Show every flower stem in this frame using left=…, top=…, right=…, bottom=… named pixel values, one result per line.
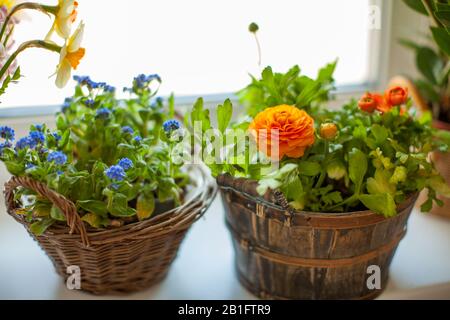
left=315, top=140, right=329, bottom=189
left=254, top=33, right=262, bottom=67
left=0, top=2, right=52, bottom=42
left=0, top=40, right=60, bottom=81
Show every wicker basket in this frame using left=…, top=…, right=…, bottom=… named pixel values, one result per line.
left=4, top=164, right=217, bottom=295
left=389, top=76, right=450, bottom=218
left=218, top=174, right=418, bottom=300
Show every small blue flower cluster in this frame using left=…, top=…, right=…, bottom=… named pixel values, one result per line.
left=96, top=108, right=112, bottom=120
left=52, top=132, right=62, bottom=142
left=122, top=126, right=134, bottom=135
left=15, top=129, right=46, bottom=151
left=47, top=151, right=67, bottom=165
left=151, top=97, right=164, bottom=108
left=16, top=137, right=36, bottom=150
left=25, top=163, right=36, bottom=170
left=73, top=76, right=116, bottom=93
left=0, top=141, right=12, bottom=155
left=34, top=124, right=44, bottom=132
left=118, top=158, right=133, bottom=171
left=134, top=135, right=142, bottom=143
left=29, top=131, right=45, bottom=144
left=0, top=126, right=15, bottom=141
left=105, top=165, right=126, bottom=181
left=124, top=74, right=161, bottom=93
left=62, top=97, right=73, bottom=113
left=163, top=119, right=181, bottom=133
left=84, top=99, right=95, bottom=108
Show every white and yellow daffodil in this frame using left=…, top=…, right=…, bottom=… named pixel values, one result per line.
left=46, top=0, right=78, bottom=40
left=0, top=0, right=16, bottom=10
left=55, top=21, right=85, bottom=88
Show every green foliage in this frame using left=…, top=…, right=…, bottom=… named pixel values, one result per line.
left=401, top=0, right=450, bottom=122
left=189, top=62, right=450, bottom=217
left=0, top=67, right=21, bottom=97
left=237, top=61, right=337, bottom=117
left=0, top=75, right=188, bottom=234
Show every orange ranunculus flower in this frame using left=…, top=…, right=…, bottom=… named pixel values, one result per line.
left=249, top=105, right=315, bottom=160
left=384, top=86, right=408, bottom=106
left=358, top=92, right=383, bottom=113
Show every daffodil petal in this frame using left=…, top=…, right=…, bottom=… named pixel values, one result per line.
left=68, top=21, right=84, bottom=52
left=55, top=60, right=72, bottom=88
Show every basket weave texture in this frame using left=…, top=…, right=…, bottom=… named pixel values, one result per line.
left=4, top=165, right=216, bottom=295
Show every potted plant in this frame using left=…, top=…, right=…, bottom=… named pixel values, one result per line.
left=398, top=0, right=450, bottom=217
left=1, top=2, right=216, bottom=294
left=186, top=60, right=450, bottom=299
left=1, top=73, right=216, bottom=294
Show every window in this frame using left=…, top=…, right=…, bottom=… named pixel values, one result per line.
left=1, top=0, right=383, bottom=108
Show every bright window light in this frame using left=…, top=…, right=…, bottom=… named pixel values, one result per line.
left=1, top=0, right=372, bottom=107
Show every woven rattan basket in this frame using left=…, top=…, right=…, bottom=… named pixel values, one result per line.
left=4, top=164, right=216, bottom=295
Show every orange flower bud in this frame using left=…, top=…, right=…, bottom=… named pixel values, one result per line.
left=384, top=86, right=408, bottom=106
left=358, top=92, right=382, bottom=113
left=320, top=123, right=338, bottom=140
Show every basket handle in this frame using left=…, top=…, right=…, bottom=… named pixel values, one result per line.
left=388, top=76, right=429, bottom=115
left=4, top=176, right=90, bottom=246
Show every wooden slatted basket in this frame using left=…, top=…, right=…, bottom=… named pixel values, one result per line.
left=4, top=164, right=217, bottom=295
left=218, top=174, right=418, bottom=300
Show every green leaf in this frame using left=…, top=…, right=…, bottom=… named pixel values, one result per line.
left=428, top=176, right=450, bottom=197
left=33, top=202, right=51, bottom=218
left=168, top=93, right=175, bottom=119
left=137, top=193, right=155, bottom=221
left=317, top=60, right=337, bottom=83
left=81, top=213, right=109, bottom=229
left=77, top=200, right=108, bottom=216
left=50, top=205, right=66, bottom=222
left=431, top=27, right=450, bottom=56
left=108, top=193, right=137, bottom=217
left=217, top=99, right=233, bottom=133
left=296, top=81, right=321, bottom=107
left=256, top=178, right=282, bottom=195
left=297, top=161, right=321, bottom=176
left=327, top=160, right=347, bottom=180
left=402, top=0, right=428, bottom=15
left=416, top=47, right=443, bottom=84
left=415, top=79, right=441, bottom=102
left=371, top=124, right=389, bottom=144
left=435, top=10, right=450, bottom=27
left=360, top=193, right=397, bottom=218
left=4, top=161, right=24, bottom=176
left=30, top=218, right=55, bottom=236
left=420, top=197, right=433, bottom=212
left=367, top=170, right=396, bottom=196
left=190, top=98, right=211, bottom=131
left=399, top=38, right=422, bottom=51
left=348, top=148, right=368, bottom=194
left=390, top=166, right=408, bottom=185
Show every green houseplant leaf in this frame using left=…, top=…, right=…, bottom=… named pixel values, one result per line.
left=360, top=193, right=397, bottom=218
left=402, top=0, right=429, bottom=15
left=431, top=27, right=450, bottom=56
